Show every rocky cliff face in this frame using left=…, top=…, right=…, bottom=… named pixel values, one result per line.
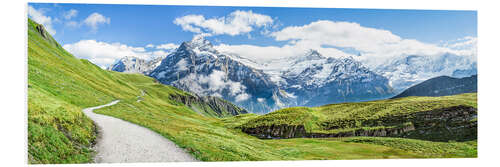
left=33, top=23, right=60, bottom=48
left=242, top=105, right=477, bottom=141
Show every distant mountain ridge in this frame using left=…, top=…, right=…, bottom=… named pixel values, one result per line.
left=144, top=37, right=393, bottom=113
left=107, top=36, right=477, bottom=113
left=392, top=75, right=477, bottom=99
left=375, top=54, right=477, bottom=92
left=108, top=56, right=164, bottom=74
left=149, top=36, right=288, bottom=113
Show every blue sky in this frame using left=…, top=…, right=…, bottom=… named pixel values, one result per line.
left=27, top=3, right=477, bottom=68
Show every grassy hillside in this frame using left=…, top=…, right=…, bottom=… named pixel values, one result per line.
left=27, top=18, right=477, bottom=164
left=240, top=93, right=476, bottom=131
left=238, top=93, right=476, bottom=141
left=27, top=18, right=239, bottom=163
left=344, top=137, right=477, bottom=158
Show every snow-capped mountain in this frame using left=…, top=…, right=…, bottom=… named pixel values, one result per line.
left=149, top=37, right=394, bottom=113
left=107, top=36, right=476, bottom=113
left=108, top=56, right=164, bottom=74
left=279, top=50, right=394, bottom=106
left=149, top=36, right=288, bottom=113
left=225, top=49, right=394, bottom=107
left=374, top=53, right=477, bottom=92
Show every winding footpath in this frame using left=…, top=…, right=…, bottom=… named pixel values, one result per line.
left=83, top=100, right=198, bottom=163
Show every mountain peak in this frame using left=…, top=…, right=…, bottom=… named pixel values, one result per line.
left=108, top=55, right=163, bottom=74
left=305, top=49, right=324, bottom=59
left=121, top=56, right=139, bottom=61
left=177, top=35, right=216, bottom=54
left=189, top=35, right=213, bottom=49
left=190, top=35, right=209, bottom=44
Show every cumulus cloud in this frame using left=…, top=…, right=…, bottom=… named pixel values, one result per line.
left=152, top=50, right=171, bottom=57
left=63, top=40, right=164, bottom=68
left=179, top=70, right=250, bottom=102
left=440, top=36, right=477, bottom=57
left=174, top=10, right=273, bottom=36
left=200, top=70, right=229, bottom=91
left=216, top=43, right=353, bottom=64
left=175, top=59, right=188, bottom=71
left=145, top=44, right=155, bottom=48
left=83, top=12, right=110, bottom=31
left=235, top=93, right=251, bottom=102
left=267, top=20, right=477, bottom=67
left=28, top=5, right=56, bottom=35
left=257, top=98, right=265, bottom=102
left=156, top=43, right=179, bottom=50
left=63, top=9, right=78, bottom=20
left=215, top=20, right=476, bottom=70
left=272, top=20, right=401, bottom=53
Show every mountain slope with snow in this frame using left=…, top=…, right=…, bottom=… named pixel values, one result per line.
left=108, top=37, right=476, bottom=113
left=149, top=37, right=394, bottom=113
left=150, top=36, right=288, bottom=113
left=280, top=51, right=394, bottom=106
left=374, top=53, right=477, bottom=92
left=108, top=56, right=164, bottom=74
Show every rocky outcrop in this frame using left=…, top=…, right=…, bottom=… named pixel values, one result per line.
left=170, top=94, right=248, bottom=117
left=241, top=105, right=477, bottom=141
left=33, top=23, right=60, bottom=48
left=242, top=124, right=307, bottom=139
left=242, top=123, right=416, bottom=139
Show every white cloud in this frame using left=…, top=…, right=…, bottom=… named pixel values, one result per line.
left=235, top=93, right=250, bottom=102
left=200, top=70, right=228, bottom=91
left=175, top=59, right=188, bottom=71
left=259, top=20, right=475, bottom=67
left=83, top=12, right=110, bottom=31
left=179, top=70, right=251, bottom=102
left=28, top=5, right=56, bottom=35
left=146, top=44, right=155, bottom=48
left=257, top=98, right=265, bottom=102
left=63, top=40, right=156, bottom=68
left=152, top=50, right=170, bottom=57
left=215, top=20, right=477, bottom=90
left=440, top=36, right=477, bottom=57
left=65, top=21, right=79, bottom=28
left=156, top=43, right=179, bottom=50
left=63, top=9, right=78, bottom=20
left=174, top=10, right=273, bottom=36
left=272, top=20, right=401, bottom=53
left=216, top=43, right=353, bottom=64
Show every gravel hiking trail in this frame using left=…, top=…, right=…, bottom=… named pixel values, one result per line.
left=83, top=100, right=198, bottom=163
